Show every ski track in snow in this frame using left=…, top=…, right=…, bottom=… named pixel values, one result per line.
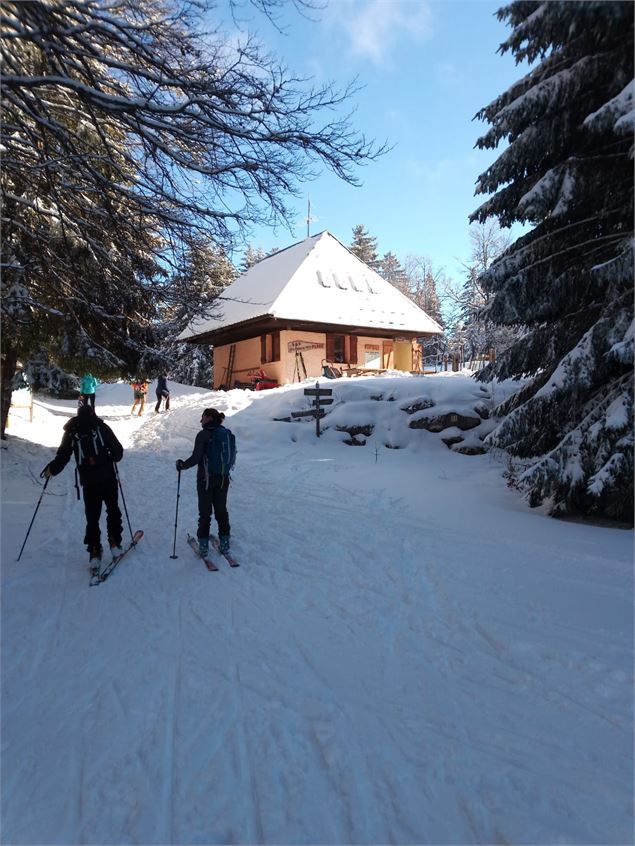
left=1, top=382, right=633, bottom=845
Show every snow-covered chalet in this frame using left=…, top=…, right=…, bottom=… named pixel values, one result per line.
left=179, top=231, right=443, bottom=389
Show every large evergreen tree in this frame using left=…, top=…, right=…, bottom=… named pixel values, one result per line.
left=349, top=225, right=381, bottom=270
left=378, top=251, right=409, bottom=291
left=400, top=255, right=446, bottom=363
left=158, top=240, right=237, bottom=388
left=402, top=256, right=445, bottom=328
left=472, top=1, right=633, bottom=523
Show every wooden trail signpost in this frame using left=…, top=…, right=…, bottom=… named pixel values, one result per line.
left=291, top=382, right=333, bottom=437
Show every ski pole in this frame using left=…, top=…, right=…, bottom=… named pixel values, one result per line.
left=17, top=476, right=49, bottom=561
left=170, top=469, right=181, bottom=559
left=114, top=463, right=134, bottom=542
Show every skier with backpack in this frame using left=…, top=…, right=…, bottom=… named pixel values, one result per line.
left=175, top=408, right=236, bottom=555
left=130, top=380, right=148, bottom=416
left=41, top=404, right=124, bottom=574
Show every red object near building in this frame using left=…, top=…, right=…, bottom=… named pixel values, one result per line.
left=254, top=379, right=278, bottom=390
left=252, top=369, right=278, bottom=390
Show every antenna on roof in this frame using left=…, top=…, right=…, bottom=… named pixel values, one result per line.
left=306, top=195, right=318, bottom=237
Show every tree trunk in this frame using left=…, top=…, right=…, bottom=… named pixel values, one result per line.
left=1, top=344, right=18, bottom=439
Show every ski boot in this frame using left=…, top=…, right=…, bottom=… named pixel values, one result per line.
left=88, top=545, right=102, bottom=577
left=109, top=539, right=124, bottom=559
left=219, top=534, right=230, bottom=554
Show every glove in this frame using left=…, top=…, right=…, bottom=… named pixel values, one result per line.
left=40, top=465, right=52, bottom=480
left=175, top=459, right=184, bottom=471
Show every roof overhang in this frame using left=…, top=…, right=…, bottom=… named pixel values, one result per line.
left=182, top=316, right=440, bottom=348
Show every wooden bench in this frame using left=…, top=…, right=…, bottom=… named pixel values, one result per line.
left=343, top=367, right=387, bottom=377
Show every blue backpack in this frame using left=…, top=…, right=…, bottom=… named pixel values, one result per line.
left=205, top=425, right=236, bottom=478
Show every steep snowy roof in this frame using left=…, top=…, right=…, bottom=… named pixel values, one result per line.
left=179, top=231, right=443, bottom=341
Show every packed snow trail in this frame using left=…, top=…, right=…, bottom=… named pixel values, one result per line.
left=1, top=379, right=632, bottom=845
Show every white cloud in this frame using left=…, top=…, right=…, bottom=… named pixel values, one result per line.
left=328, top=0, right=434, bottom=65
left=436, top=60, right=464, bottom=89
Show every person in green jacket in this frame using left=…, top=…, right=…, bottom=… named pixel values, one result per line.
left=80, top=373, right=98, bottom=409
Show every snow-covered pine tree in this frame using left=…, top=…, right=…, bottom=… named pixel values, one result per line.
left=402, top=256, right=445, bottom=328
left=349, top=225, right=381, bottom=270
left=23, top=351, right=79, bottom=398
left=379, top=251, right=409, bottom=292
left=158, top=238, right=236, bottom=387
left=421, top=271, right=444, bottom=329
left=395, top=255, right=446, bottom=365
left=168, top=344, right=214, bottom=390
left=240, top=245, right=267, bottom=273
left=472, top=1, right=633, bottom=524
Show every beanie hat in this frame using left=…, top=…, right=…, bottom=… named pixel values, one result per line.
left=77, top=404, right=94, bottom=419
left=76, top=404, right=97, bottom=430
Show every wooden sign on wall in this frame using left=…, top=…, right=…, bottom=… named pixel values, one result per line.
left=287, top=340, right=325, bottom=352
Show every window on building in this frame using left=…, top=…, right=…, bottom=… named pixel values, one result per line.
left=365, top=345, right=381, bottom=368
left=333, top=334, right=345, bottom=363
left=260, top=330, right=280, bottom=364
left=326, top=333, right=358, bottom=365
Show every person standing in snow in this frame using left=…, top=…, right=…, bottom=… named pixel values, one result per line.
left=175, top=408, right=236, bottom=555
left=130, top=380, right=148, bottom=416
left=80, top=372, right=98, bottom=409
left=154, top=375, right=170, bottom=413
left=41, top=405, right=124, bottom=574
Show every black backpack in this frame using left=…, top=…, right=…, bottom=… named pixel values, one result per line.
left=72, top=423, right=111, bottom=472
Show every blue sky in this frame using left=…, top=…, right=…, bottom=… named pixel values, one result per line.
left=228, top=0, right=527, bottom=281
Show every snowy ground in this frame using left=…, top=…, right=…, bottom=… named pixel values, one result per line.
left=1, top=374, right=633, bottom=845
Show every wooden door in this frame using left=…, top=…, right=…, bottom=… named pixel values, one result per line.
left=382, top=341, right=393, bottom=369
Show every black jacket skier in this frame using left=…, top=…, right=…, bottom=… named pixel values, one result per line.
left=155, top=374, right=170, bottom=413
left=42, top=405, right=124, bottom=564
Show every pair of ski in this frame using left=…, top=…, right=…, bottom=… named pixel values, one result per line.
left=89, top=530, right=144, bottom=586
left=187, top=533, right=239, bottom=570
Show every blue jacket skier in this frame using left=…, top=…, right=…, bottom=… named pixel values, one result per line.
left=80, top=373, right=98, bottom=409
left=175, top=408, right=235, bottom=555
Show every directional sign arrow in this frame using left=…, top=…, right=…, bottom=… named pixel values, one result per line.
left=291, top=409, right=326, bottom=419
left=304, top=388, right=333, bottom=397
